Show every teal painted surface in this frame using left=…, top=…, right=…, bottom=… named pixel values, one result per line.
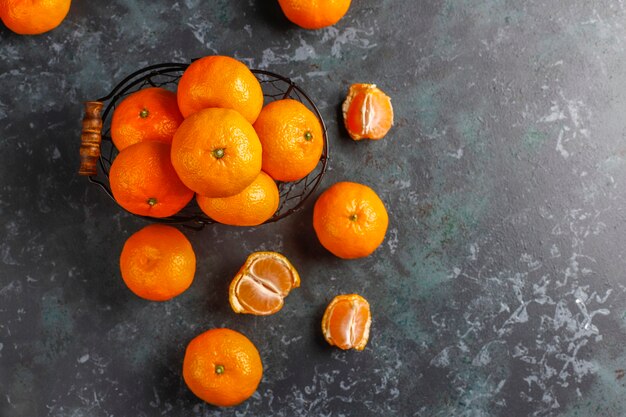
left=2, top=0, right=626, bottom=416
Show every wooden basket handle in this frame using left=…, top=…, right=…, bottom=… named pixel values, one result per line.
left=79, top=101, right=104, bottom=176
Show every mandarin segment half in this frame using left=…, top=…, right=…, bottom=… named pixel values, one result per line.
left=342, top=83, right=394, bottom=141
left=321, top=294, right=371, bottom=351
left=229, top=252, right=300, bottom=315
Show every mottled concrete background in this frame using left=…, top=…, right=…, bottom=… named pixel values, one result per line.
left=2, top=0, right=626, bottom=416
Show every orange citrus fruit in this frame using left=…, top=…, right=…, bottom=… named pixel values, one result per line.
left=177, top=55, right=264, bottom=124
left=171, top=107, right=262, bottom=198
left=110, top=87, right=183, bottom=151
left=0, top=0, right=71, bottom=35
left=322, top=294, right=371, bottom=351
left=183, top=328, right=263, bottom=407
left=196, top=171, right=279, bottom=226
left=313, top=181, right=389, bottom=259
left=229, top=252, right=300, bottom=315
left=253, top=99, right=324, bottom=182
left=277, top=0, right=351, bottom=30
left=119, top=224, right=196, bottom=301
left=109, top=141, right=194, bottom=218
left=342, top=83, right=394, bottom=141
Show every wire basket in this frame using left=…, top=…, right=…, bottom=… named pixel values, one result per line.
left=79, top=62, right=329, bottom=229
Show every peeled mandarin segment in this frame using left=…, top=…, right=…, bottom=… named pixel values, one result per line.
left=229, top=252, right=300, bottom=315
left=249, top=257, right=298, bottom=295
left=234, top=274, right=285, bottom=315
left=322, top=294, right=371, bottom=351
left=342, top=84, right=394, bottom=141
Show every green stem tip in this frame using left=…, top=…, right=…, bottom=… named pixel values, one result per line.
left=304, top=131, right=313, bottom=141
left=349, top=213, right=358, bottom=222
left=212, top=148, right=225, bottom=159
left=139, top=109, right=149, bottom=118
left=147, top=198, right=157, bottom=207
left=215, top=364, right=225, bottom=375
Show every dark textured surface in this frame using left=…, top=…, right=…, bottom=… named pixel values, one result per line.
left=2, top=1, right=626, bottom=416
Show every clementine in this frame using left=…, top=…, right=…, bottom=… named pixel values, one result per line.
left=253, top=99, right=324, bottom=182
left=183, top=328, right=263, bottom=407
left=177, top=55, right=264, bottom=124
left=171, top=107, right=262, bottom=198
left=109, top=141, right=194, bottom=218
left=313, top=181, right=389, bottom=259
left=322, top=294, right=371, bottom=351
left=0, top=0, right=71, bottom=35
left=120, top=224, right=196, bottom=301
left=196, top=171, right=279, bottom=226
left=229, top=251, right=300, bottom=315
left=110, top=87, right=183, bottom=151
left=277, top=0, right=351, bottom=30
left=342, top=83, right=394, bottom=141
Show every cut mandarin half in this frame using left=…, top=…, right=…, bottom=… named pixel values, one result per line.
left=342, top=83, right=394, bottom=141
left=229, top=252, right=300, bottom=315
left=321, top=294, right=371, bottom=351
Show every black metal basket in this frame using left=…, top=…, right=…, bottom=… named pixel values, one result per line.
left=79, top=62, right=329, bottom=229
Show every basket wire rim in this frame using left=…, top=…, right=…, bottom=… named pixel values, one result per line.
left=88, top=62, right=329, bottom=229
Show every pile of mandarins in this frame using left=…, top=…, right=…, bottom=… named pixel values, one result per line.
left=112, top=53, right=394, bottom=409
left=109, top=55, right=325, bottom=227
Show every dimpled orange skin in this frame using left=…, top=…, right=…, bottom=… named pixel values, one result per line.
left=171, top=108, right=263, bottom=198
left=120, top=225, right=196, bottom=301
left=110, top=87, right=184, bottom=151
left=196, top=171, right=279, bottom=226
left=0, top=0, right=71, bottom=35
left=183, top=328, right=263, bottom=407
left=342, top=83, right=394, bottom=141
left=177, top=56, right=264, bottom=124
left=253, top=99, right=324, bottom=182
left=313, top=182, right=389, bottom=259
left=277, top=0, right=351, bottom=30
left=109, top=142, right=194, bottom=218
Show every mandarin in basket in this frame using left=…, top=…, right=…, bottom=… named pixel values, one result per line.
left=277, top=0, right=351, bottom=30
left=110, top=87, right=183, bottom=151
left=313, top=181, right=389, bottom=259
left=197, top=171, right=279, bottom=227
left=253, top=99, right=324, bottom=182
left=120, top=224, right=196, bottom=301
left=322, top=294, right=371, bottom=351
left=171, top=108, right=262, bottom=198
left=342, top=83, right=394, bottom=141
left=183, top=328, right=263, bottom=407
left=109, top=141, right=194, bottom=218
left=229, top=252, right=300, bottom=315
left=0, top=0, right=71, bottom=35
left=177, top=55, right=264, bottom=124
